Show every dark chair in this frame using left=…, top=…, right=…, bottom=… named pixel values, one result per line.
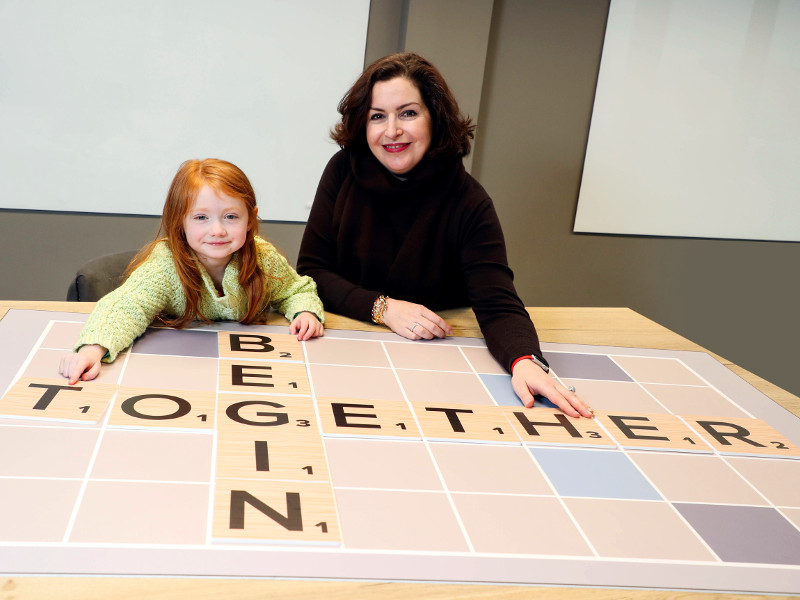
left=66, top=250, right=138, bottom=301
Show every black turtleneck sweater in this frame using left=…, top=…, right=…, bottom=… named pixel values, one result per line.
left=297, top=149, right=544, bottom=372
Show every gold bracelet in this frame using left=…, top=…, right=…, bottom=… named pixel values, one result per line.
left=371, top=295, right=389, bottom=325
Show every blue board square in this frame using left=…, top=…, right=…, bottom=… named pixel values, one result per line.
left=530, top=447, right=661, bottom=500
left=479, top=374, right=558, bottom=409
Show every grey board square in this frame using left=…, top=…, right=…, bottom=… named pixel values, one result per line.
left=545, top=352, right=633, bottom=382
left=674, top=503, right=800, bottom=565
left=131, top=328, right=219, bottom=358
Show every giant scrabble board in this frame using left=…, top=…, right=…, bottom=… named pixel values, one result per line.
left=1, top=308, right=799, bottom=595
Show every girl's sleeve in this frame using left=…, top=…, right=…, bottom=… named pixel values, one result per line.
left=260, top=242, right=325, bottom=324
left=74, top=252, right=174, bottom=362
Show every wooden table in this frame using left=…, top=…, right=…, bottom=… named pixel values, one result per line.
left=1, top=301, right=798, bottom=600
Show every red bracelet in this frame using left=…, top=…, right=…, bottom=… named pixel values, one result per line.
left=511, top=354, right=549, bottom=373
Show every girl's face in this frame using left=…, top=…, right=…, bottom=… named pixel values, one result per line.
left=366, top=76, right=432, bottom=175
left=182, top=185, right=251, bottom=269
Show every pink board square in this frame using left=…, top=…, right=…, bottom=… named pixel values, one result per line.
left=612, top=356, right=705, bottom=386
left=0, top=425, right=98, bottom=477
left=631, top=452, right=768, bottom=505
left=304, top=338, right=389, bottom=367
left=91, top=430, right=213, bottom=482
left=335, top=488, right=468, bottom=552
left=325, top=438, right=442, bottom=490
left=452, top=494, right=593, bottom=555
left=384, top=342, right=471, bottom=372
left=397, top=370, right=494, bottom=405
left=565, top=498, right=716, bottom=560
left=69, top=481, right=209, bottom=544
left=40, top=321, right=87, bottom=350
left=24, top=348, right=124, bottom=384
left=461, top=346, right=506, bottom=375
left=0, top=479, right=82, bottom=542
left=121, top=354, right=218, bottom=391
left=430, top=442, right=551, bottom=494
left=643, top=383, right=750, bottom=417
left=309, top=364, right=404, bottom=402
left=727, top=457, right=800, bottom=508
left=559, top=379, right=668, bottom=413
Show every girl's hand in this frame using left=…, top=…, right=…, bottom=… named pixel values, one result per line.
left=511, top=358, right=594, bottom=418
left=59, top=344, right=107, bottom=385
left=382, top=298, right=453, bottom=340
left=290, top=312, right=324, bottom=341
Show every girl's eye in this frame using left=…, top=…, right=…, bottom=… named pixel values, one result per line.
left=194, top=215, right=207, bottom=221
left=225, top=214, right=239, bottom=220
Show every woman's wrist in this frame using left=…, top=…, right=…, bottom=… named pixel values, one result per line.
left=511, top=354, right=550, bottom=374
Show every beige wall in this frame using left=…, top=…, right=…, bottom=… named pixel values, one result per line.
left=404, top=0, right=494, bottom=173
left=2, top=0, right=798, bottom=398
left=475, top=0, right=800, bottom=398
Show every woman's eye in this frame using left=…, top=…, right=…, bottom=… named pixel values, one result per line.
left=369, top=113, right=385, bottom=121
left=400, top=110, right=418, bottom=118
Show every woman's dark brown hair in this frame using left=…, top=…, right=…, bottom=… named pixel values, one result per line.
left=331, top=52, right=474, bottom=158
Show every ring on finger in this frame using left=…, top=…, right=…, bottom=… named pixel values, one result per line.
left=410, top=322, right=421, bottom=333
left=568, top=386, right=576, bottom=393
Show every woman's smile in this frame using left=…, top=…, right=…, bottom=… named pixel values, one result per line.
left=383, top=142, right=411, bottom=152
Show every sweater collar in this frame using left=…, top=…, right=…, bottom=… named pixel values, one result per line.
left=350, top=149, right=462, bottom=199
left=193, top=251, right=241, bottom=299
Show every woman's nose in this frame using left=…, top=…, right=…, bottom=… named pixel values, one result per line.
left=385, top=116, right=402, bottom=139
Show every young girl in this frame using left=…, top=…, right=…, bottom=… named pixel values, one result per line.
left=60, top=158, right=324, bottom=385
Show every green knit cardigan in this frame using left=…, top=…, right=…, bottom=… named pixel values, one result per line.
left=75, top=236, right=324, bottom=361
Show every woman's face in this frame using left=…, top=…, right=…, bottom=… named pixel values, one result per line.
left=366, top=76, right=432, bottom=175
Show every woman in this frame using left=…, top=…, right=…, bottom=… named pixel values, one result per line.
left=298, top=53, right=591, bottom=418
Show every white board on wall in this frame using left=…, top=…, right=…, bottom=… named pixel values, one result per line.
left=574, top=0, right=800, bottom=242
left=0, top=0, right=369, bottom=221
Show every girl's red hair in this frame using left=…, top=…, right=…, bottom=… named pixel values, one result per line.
left=126, top=159, right=269, bottom=327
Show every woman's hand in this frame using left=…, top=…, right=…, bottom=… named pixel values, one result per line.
left=290, top=311, right=325, bottom=341
left=512, top=358, right=594, bottom=418
left=382, top=298, right=453, bottom=340
left=59, top=344, right=107, bottom=385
